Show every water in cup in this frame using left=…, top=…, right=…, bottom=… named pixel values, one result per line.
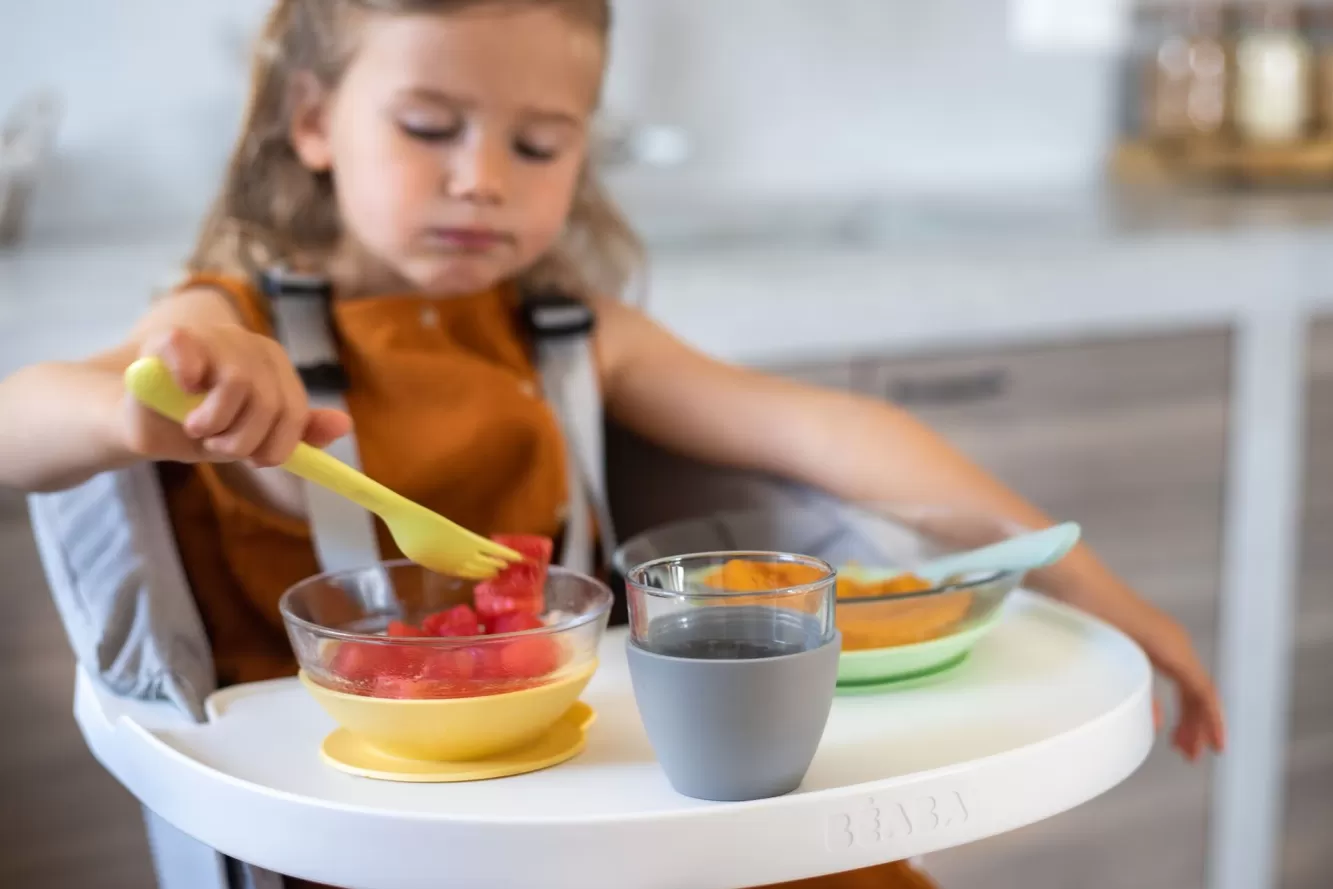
left=642, top=602, right=825, bottom=660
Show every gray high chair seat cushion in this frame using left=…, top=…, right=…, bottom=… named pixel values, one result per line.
left=604, top=420, right=828, bottom=541
left=28, top=463, right=217, bottom=723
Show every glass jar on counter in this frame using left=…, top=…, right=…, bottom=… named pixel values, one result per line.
left=1145, top=3, right=1194, bottom=142
left=1184, top=1, right=1231, bottom=143
left=1234, top=1, right=1315, bottom=145
left=1143, top=0, right=1231, bottom=145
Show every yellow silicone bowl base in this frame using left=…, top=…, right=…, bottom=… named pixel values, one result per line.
left=300, top=659, right=597, bottom=762
left=319, top=701, right=597, bottom=783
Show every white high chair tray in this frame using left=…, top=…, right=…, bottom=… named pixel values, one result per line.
left=75, top=592, right=1153, bottom=889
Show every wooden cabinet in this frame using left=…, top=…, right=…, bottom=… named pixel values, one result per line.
left=607, top=328, right=1232, bottom=889
left=875, top=330, right=1230, bottom=889
left=1281, top=319, right=1333, bottom=889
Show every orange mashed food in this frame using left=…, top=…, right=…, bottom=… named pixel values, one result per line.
left=702, top=559, right=973, bottom=651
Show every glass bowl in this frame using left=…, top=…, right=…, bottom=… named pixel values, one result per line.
left=614, top=503, right=1030, bottom=686
left=282, top=560, right=613, bottom=698
left=280, top=561, right=613, bottom=761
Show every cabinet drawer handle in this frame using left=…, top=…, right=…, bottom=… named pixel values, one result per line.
left=887, top=368, right=1009, bottom=406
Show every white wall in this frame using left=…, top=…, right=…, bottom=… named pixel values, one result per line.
left=1, top=0, right=1116, bottom=240
left=1, top=0, right=272, bottom=238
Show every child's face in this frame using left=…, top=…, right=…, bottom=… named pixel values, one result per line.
left=292, top=7, right=603, bottom=295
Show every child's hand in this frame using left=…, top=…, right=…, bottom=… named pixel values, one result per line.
left=1132, top=609, right=1226, bottom=762
left=123, top=326, right=351, bottom=467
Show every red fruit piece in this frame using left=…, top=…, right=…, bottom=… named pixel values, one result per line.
left=491, top=534, right=553, bottom=569
left=475, top=534, right=553, bottom=621
left=330, top=641, right=419, bottom=685
left=488, top=611, right=545, bottom=635
left=386, top=620, right=423, bottom=637
left=475, top=564, right=544, bottom=620
left=423, top=604, right=482, bottom=638
left=499, top=636, right=562, bottom=680
left=467, top=643, right=507, bottom=680
left=329, top=642, right=381, bottom=684
left=421, top=648, right=478, bottom=681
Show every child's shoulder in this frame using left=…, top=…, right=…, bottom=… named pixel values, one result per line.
left=584, top=293, right=700, bottom=382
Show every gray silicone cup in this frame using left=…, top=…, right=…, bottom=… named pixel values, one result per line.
left=626, top=605, right=842, bottom=802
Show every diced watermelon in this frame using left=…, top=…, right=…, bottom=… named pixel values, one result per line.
left=487, top=611, right=545, bottom=635
left=421, top=647, right=478, bottom=681
left=330, top=641, right=419, bottom=684
left=330, top=534, right=559, bottom=698
left=468, top=644, right=507, bottom=680
left=475, top=564, right=544, bottom=620
left=474, top=534, right=552, bottom=619
left=422, top=604, right=482, bottom=638
left=491, top=534, right=554, bottom=569
left=499, top=636, right=562, bottom=679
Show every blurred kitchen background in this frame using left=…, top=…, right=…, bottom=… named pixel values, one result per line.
left=2, top=1, right=1332, bottom=888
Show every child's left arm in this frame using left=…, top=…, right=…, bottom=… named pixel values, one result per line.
left=595, top=299, right=1225, bottom=761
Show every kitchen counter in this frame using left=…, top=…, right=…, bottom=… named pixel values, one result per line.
left=7, top=189, right=1333, bottom=371
left=627, top=188, right=1333, bottom=363
left=1, top=189, right=1327, bottom=889
left=630, top=187, right=1333, bottom=251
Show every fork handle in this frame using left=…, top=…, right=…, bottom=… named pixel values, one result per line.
left=282, top=442, right=407, bottom=517
left=123, top=357, right=403, bottom=519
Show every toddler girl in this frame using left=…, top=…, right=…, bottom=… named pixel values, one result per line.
left=0, top=1, right=1224, bottom=886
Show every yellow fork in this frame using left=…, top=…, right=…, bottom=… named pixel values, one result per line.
left=124, top=357, right=521, bottom=579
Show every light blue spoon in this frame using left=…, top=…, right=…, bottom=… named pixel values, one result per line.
left=906, top=521, right=1082, bottom=584
left=839, top=521, right=1083, bottom=587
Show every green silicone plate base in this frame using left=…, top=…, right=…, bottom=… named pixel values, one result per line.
left=835, top=652, right=970, bottom=696
left=836, top=610, right=1002, bottom=689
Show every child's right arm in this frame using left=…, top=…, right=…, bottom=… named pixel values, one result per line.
left=0, top=288, right=349, bottom=493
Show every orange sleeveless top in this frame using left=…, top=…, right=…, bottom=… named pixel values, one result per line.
left=160, top=275, right=569, bottom=687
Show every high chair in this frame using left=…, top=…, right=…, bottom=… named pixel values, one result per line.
left=28, top=271, right=1157, bottom=889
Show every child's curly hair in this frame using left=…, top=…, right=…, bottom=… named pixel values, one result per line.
left=190, top=0, right=640, bottom=299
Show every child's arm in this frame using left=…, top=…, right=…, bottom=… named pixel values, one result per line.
left=0, top=288, right=348, bottom=493
left=596, top=299, right=1225, bottom=760
left=0, top=347, right=146, bottom=491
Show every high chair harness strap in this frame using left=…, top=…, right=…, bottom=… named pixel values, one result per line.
left=520, top=291, right=616, bottom=575
left=263, top=269, right=381, bottom=575
left=264, top=271, right=614, bottom=576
